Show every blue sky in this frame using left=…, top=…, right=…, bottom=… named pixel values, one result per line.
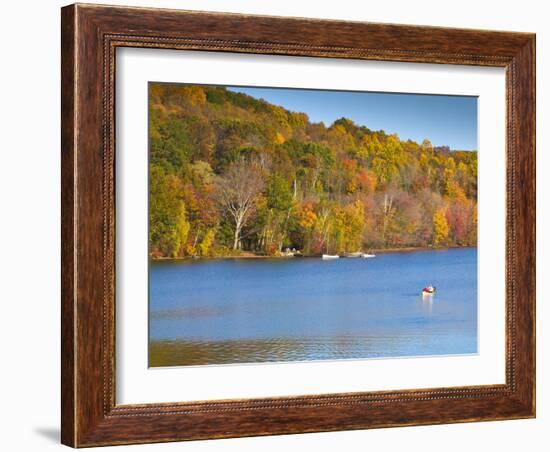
left=228, top=86, right=477, bottom=151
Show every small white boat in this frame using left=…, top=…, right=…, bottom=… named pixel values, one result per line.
left=361, top=253, right=376, bottom=258
left=322, top=254, right=340, bottom=260
left=422, top=286, right=437, bottom=296
left=344, top=252, right=362, bottom=258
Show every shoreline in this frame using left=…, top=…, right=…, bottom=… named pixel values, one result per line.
left=151, top=245, right=476, bottom=261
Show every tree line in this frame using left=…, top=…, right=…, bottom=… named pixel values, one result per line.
left=149, top=83, right=477, bottom=258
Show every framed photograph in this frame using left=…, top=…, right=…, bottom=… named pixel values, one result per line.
left=61, top=3, right=536, bottom=447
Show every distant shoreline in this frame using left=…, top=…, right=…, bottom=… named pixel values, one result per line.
left=150, top=245, right=476, bottom=261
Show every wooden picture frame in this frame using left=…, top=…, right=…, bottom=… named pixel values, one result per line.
left=61, top=3, right=535, bottom=447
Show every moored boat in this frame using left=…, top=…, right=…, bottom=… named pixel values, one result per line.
left=361, top=253, right=376, bottom=258
left=322, top=254, right=340, bottom=260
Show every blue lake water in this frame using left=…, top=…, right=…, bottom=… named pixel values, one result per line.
left=149, top=248, right=477, bottom=366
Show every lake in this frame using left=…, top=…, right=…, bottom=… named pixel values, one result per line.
left=149, top=248, right=477, bottom=367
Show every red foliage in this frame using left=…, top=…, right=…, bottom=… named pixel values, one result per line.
left=445, top=201, right=468, bottom=244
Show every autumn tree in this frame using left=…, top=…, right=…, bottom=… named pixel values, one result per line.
left=149, top=165, right=190, bottom=257
left=332, top=201, right=365, bottom=253
left=263, top=174, right=294, bottom=251
left=296, top=202, right=318, bottom=254
left=433, top=208, right=450, bottom=246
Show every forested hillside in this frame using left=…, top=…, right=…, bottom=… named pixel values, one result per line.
left=149, top=83, right=477, bottom=258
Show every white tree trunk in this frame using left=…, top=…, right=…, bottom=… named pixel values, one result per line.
left=233, top=217, right=243, bottom=250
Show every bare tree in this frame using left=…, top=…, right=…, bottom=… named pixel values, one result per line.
left=381, top=192, right=395, bottom=245
left=316, top=203, right=333, bottom=253
left=216, top=159, right=265, bottom=250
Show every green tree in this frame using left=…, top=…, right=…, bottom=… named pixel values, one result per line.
left=263, top=174, right=295, bottom=251
left=150, top=115, right=193, bottom=172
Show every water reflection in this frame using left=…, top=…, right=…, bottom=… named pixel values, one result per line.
left=151, top=335, right=418, bottom=367
left=420, top=294, right=434, bottom=316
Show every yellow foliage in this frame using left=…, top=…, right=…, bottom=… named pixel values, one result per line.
left=149, top=84, right=164, bottom=101
left=445, top=180, right=466, bottom=200
left=433, top=208, right=449, bottom=246
left=274, top=132, right=286, bottom=145
left=199, top=228, right=216, bottom=257
left=298, top=204, right=318, bottom=230
left=346, top=179, right=358, bottom=194
left=182, top=86, right=206, bottom=106
left=185, top=243, right=196, bottom=256
left=333, top=201, right=365, bottom=253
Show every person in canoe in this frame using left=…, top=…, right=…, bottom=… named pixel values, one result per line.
left=422, top=285, right=437, bottom=295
